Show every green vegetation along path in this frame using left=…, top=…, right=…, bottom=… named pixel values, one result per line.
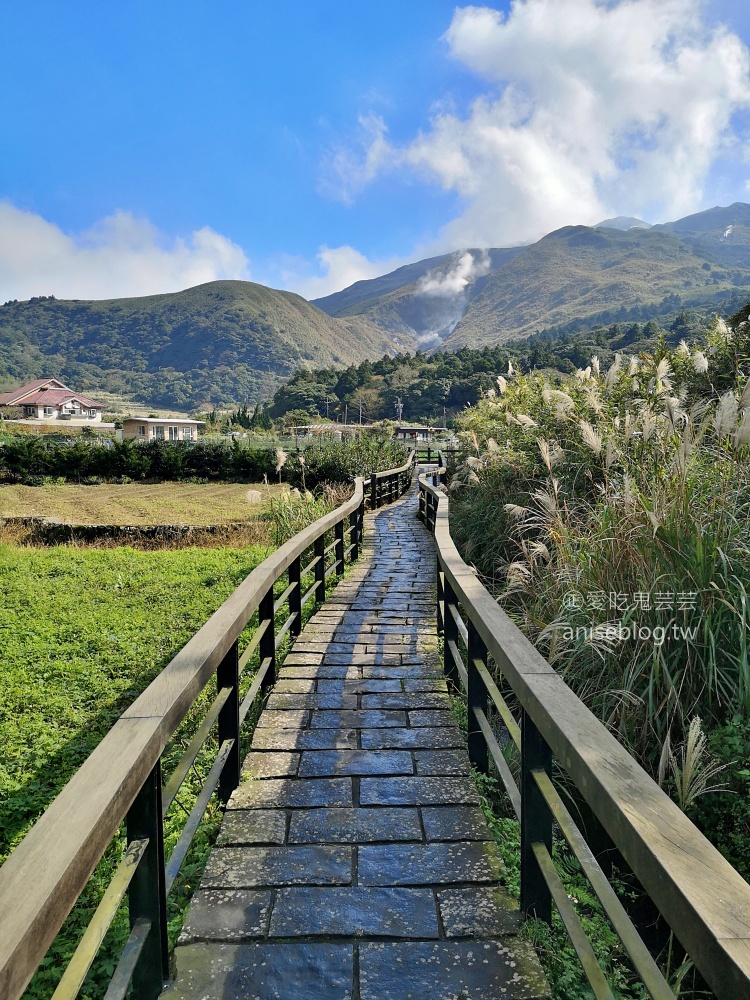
left=166, top=481, right=549, bottom=999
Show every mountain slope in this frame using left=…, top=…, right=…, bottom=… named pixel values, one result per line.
left=0, top=281, right=415, bottom=409
left=313, top=204, right=750, bottom=351
left=442, top=222, right=750, bottom=348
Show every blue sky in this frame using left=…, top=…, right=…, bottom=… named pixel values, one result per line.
left=2, top=1, right=750, bottom=301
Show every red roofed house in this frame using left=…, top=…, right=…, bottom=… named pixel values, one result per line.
left=0, top=378, right=104, bottom=422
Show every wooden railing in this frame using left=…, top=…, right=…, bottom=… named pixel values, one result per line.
left=419, top=468, right=750, bottom=1000
left=0, top=452, right=415, bottom=1000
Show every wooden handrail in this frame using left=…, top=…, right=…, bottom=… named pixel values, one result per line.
left=0, top=450, right=415, bottom=1000
left=419, top=471, right=750, bottom=1000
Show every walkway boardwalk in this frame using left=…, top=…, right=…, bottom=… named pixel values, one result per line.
left=167, top=484, right=550, bottom=999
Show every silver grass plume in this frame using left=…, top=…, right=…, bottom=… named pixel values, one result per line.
left=714, top=391, right=738, bottom=438
left=591, top=355, right=600, bottom=377
left=604, top=355, right=621, bottom=390
left=692, top=351, right=709, bottom=374
left=578, top=420, right=602, bottom=455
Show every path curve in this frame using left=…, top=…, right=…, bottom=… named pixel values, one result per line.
left=167, top=481, right=549, bottom=999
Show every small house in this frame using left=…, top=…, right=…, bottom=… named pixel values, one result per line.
left=121, top=417, right=204, bottom=442
left=0, top=378, right=104, bottom=421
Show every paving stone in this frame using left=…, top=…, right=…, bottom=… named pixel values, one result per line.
left=279, top=665, right=360, bottom=679
left=358, top=842, right=503, bottom=886
left=438, top=886, right=520, bottom=937
left=414, top=750, right=470, bottom=776
left=409, top=710, right=455, bottom=727
left=282, top=652, right=324, bottom=665
left=217, top=810, right=288, bottom=846
left=403, top=678, right=448, bottom=692
left=269, top=887, right=439, bottom=938
left=299, top=750, right=414, bottom=777
left=229, top=777, right=351, bottom=809
left=179, top=889, right=272, bottom=942
left=202, top=846, right=352, bottom=888
left=289, top=807, right=422, bottom=844
left=274, top=678, right=316, bottom=693
left=316, top=679, right=402, bottom=693
left=311, top=710, right=407, bottom=729
left=422, top=807, right=492, bottom=842
left=361, top=727, right=464, bottom=750
left=361, top=692, right=451, bottom=710
left=242, top=752, right=300, bottom=778
left=167, top=942, right=354, bottom=999
left=359, top=941, right=550, bottom=999
left=266, top=692, right=358, bottom=710
left=360, top=776, right=479, bottom=806
left=251, top=728, right=358, bottom=751
left=256, top=710, right=310, bottom=729
left=363, top=664, right=439, bottom=679
left=323, top=652, right=403, bottom=665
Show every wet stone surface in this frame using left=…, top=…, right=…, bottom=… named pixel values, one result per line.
left=359, top=941, right=551, bottom=999
left=422, top=806, right=493, bottom=842
left=167, top=942, right=354, bottom=999
left=179, top=889, right=271, bottom=942
left=166, top=483, right=548, bottom=998
left=289, top=807, right=422, bottom=844
left=217, top=810, right=287, bottom=846
left=361, top=726, right=464, bottom=750
left=359, top=776, right=480, bottom=806
left=202, top=845, right=352, bottom=888
left=299, top=749, right=414, bottom=777
left=358, top=841, right=504, bottom=886
left=269, top=886, right=439, bottom=938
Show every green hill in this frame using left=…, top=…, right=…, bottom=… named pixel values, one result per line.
left=0, top=281, right=415, bottom=409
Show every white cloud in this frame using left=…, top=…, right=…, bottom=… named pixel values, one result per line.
left=318, top=113, right=393, bottom=206
left=329, top=0, right=750, bottom=248
left=278, top=244, right=408, bottom=300
left=0, top=203, right=251, bottom=302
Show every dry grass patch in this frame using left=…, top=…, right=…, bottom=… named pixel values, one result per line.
left=0, top=481, right=286, bottom=525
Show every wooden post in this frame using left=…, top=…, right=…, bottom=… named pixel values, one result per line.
left=217, top=640, right=240, bottom=802
left=521, top=710, right=553, bottom=923
left=126, top=763, right=169, bottom=998
left=370, top=476, right=378, bottom=510
left=334, top=518, right=345, bottom=576
left=289, top=556, right=302, bottom=638
left=259, top=587, right=276, bottom=690
left=350, top=509, right=359, bottom=561
left=467, top=622, right=489, bottom=775
left=314, top=534, right=326, bottom=603
left=443, top=576, right=459, bottom=690
left=436, top=556, right=444, bottom=636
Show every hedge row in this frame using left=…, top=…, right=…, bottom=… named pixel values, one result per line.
left=0, top=436, right=407, bottom=488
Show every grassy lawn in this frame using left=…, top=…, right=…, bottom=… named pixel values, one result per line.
left=0, top=481, right=286, bottom=524
left=0, top=542, right=273, bottom=862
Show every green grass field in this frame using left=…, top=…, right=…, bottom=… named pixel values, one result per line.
left=0, top=541, right=276, bottom=998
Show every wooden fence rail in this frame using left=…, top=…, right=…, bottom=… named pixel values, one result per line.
left=0, top=452, right=415, bottom=1000
left=419, top=468, right=750, bottom=1000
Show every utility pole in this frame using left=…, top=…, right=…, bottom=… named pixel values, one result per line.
left=359, top=400, right=363, bottom=425
left=344, top=403, right=348, bottom=427
left=325, top=396, right=330, bottom=419
left=443, top=405, right=446, bottom=429
left=395, top=397, right=404, bottom=422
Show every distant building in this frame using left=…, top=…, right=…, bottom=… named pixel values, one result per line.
left=121, top=417, right=204, bottom=442
left=393, top=425, right=446, bottom=443
left=0, top=378, right=104, bottom=421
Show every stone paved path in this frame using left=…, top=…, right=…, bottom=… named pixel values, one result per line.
left=167, top=481, right=550, bottom=999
